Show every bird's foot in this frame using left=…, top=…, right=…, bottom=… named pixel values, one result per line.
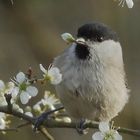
left=76, top=118, right=89, bottom=134
left=33, top=106, right=64, bottom=131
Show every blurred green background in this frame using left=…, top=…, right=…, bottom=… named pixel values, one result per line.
left=0, top=0, right=140, bottom=140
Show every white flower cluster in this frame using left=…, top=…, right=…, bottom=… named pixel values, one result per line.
left=0, top=67, right=61, bottom=110
left=0, top=64, right=62, bottom=107
left=33, top=91, right=60, bottom=113
left=92, top=122, right=122, bottom=140
left=0, top=64, right=62, bottom=130
left=118, top=0, right=134, bottom=8
left=0, top=73, right=38, bottom=106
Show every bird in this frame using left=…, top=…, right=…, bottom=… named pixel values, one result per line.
left=53, top=22, right=129, bottom=123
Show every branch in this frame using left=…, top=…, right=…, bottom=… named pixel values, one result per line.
left=42, top=120, right=140, bottom=137
left=0, top=128, right=18, bottom=132
left=0, top=106, right=34, bottom=123
left=39, top=126, right=54, bottom=140
left=0, top=106, right=140, bottom=137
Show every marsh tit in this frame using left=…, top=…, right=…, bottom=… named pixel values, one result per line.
left=53, top=22, right=129, bottom=122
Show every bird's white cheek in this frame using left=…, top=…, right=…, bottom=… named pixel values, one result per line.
left=94, top=40, right=124, bottom=67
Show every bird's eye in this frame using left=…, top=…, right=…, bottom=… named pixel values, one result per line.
left=96, top=36, right=103, bottom=42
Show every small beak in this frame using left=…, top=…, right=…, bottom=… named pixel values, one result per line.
left=75, top=38, right=87, bottom=46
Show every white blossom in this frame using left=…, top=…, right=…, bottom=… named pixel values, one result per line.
left=0, top=113, right=6, bottom=129
left=48, top=67, right=62, bottom=85
left=33, top=91, right=60, bottom=113
left=40, top=64, right=62, bottom=85
left=33, top=101, right=42, bottom=112
left=118, top=0, right=134, bottom=8
left=40, top=64, right=47, bottom=74
left=0, top=80, right=16, bottom=106
left=0, top=80, right=15, bottom=94
left=0, top=80, right=5, bottom=90
left=25, top=106, right=32, bottom=112
left=61, top=33, right=75, bottom=43
left=92, top=122, right=122, bottom=140
left=20, top=91, right=31, bottom=104
left=18, top=108, right=24, bottom=113
left=10, top=87, right=19, bottom=104
left=25, top=112, right=33, bottom=117
left=0, top=93, right=7, bottom=106
left=12, top=72, right=38, bottom=104
left=16, top=72, right=26, bottom=83
left=41, top=91, right=59, bottom=109
left=12, top=104, right=24, bottom=113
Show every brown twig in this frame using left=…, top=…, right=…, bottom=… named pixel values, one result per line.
left=0, top=106, right=140, bottom=138
left=10, top=0, right=14, bottom=5
left=16, top=122, right=31, bottom=129
left=0, top=128, right=18, bottom=132
left=40, top=126, right=54, bottom=140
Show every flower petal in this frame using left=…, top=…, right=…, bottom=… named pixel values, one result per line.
left=13, top=104, right=20, bottom=110
left=26, top=86, right=38, bottom=97
left=16, top=72, right=26, bottom=83
left=39, top=64, right=47, bottom=74
left=0, top=118, right=6, bottom=129
left=33, top=102, right=41, bottom=112
left=0, top=80, right=5, bottom=90
left=43, top=91, right=59, bottom=106
left=126, top=0, right=134, bottom=8
left=48, top=67, right=62, bottom=85
left=7, top=82, right=15, bottom=88
left=0, top=112, right=6, bottom=118
left=99, top=122, right=110, bottom=133
left=20, top=91, right=31, bottom=104
left=11, top=87, right=19, bottom=103
left=11, top=87, right=19, bottom=99
left=114, top=132, right=122, bottom=140
left=0, top=96, right=7, bottom=106
left=12, top=103, right=24, bottom=113
left=25, top=112, right=33, bottom=117
left=0, top=113, right=6, bottom=129
left=18, top=108, right=24, bottom=113
left=6, top=82, right=15, bottom=94
left=92, top=132, right=104, bottom=140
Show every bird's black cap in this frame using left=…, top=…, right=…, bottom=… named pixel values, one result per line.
left=77, top=22, right=119, bottom=42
